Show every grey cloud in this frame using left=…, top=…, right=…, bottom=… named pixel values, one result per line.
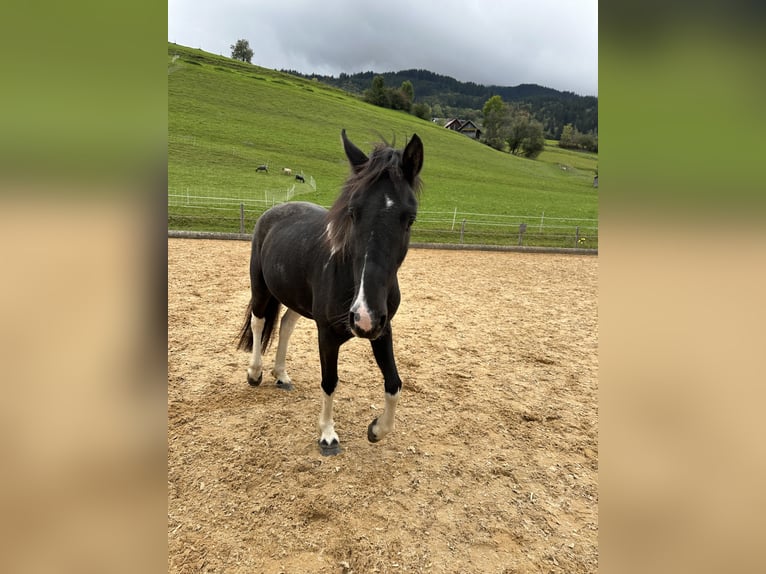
left=169, top=0, right=597, bottom=96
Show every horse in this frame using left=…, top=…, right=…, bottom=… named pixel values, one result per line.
left=282, top=167, right=292, bottom=176
left=237, top=129, right=423, bottom=455
left=256, top=164, right=268, bottom=173
left=295, top=174, right=305, bottom=183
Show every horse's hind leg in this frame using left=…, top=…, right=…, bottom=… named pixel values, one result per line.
left=246, top=244, right=275, bottom=386
left=247, top=314, right=265, bottom=386
left=272, top=308, right=300, bottom=390
left=247, top=295, right=281, bottom=386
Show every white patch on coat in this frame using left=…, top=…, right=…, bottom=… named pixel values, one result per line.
left=325, top=221, right=338, bottom=257
left=384, top=194, right=395, bottom=209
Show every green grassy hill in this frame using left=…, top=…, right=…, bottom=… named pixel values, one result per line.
left=168, top=43, right=598, bottom=248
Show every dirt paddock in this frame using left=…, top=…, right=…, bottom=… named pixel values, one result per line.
left=168, top=238, right=598, bottom=573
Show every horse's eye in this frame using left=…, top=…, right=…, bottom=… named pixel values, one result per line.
left=404, top=214, right=416, bottom=229
left=348, top=206, right=360, bottom=222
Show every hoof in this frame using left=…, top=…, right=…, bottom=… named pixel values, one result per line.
left=275, top=380, right=294, bottom=391
left=318, top=438, right=341, bottom=456
left=367, top=418, right=381, bottom=443
left=247, top=373, right=263, bottom=387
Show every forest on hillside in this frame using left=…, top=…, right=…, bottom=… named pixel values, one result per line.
left=283, top=68, right=598, bottom=140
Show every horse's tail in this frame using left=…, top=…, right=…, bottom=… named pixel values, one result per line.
left=236, top=298, right=255, bottom=352
left=236, top=297, right=281, bottom=354
left=259, top=298, right=281, bottom=354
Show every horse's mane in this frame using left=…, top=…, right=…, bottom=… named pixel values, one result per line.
left=324, top=140, right=422, bottom=256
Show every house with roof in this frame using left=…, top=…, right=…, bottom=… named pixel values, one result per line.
left=444, top=118, right=482, bottom=140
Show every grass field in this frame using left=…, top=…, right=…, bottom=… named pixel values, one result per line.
left=168, top=44, right=598, bottom=248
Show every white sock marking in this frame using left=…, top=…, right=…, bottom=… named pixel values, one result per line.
left=372, top=392, right=399, bottom=440
left=248, top=314, right=265, bottom=381
left=272, top=309, right=299, bottom=383
left=318, top=391, right=338, bottom=445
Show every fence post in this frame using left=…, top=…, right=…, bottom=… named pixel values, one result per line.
left=460, top=219, right=466, bottom=244
left=239, top=203, right=245, bottom=234
left=519, top=223, right=527, bottom=246
left=575, top=226, right=579, bottom=247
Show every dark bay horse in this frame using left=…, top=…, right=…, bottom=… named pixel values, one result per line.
left=237, top=129, right=423, bottom=455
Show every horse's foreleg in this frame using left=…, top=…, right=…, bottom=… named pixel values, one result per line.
left=317, top=329, right=342, bottom=455
left=272, top=308, right=300, bottom=390
left=368, top=331, right=402, bottom=443
left=247, top=313, right=265, bottom=386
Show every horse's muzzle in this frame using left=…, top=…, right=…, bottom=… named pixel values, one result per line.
left=349, top=310, right=386, bottom=339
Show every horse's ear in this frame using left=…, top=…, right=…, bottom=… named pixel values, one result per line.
left=341, top=129, right=368, bottom=171
left=402, top=133, right=423, bottom=184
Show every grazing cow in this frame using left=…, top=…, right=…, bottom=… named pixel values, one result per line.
left=256, top=164, right=268, bottom=173
left=295, top=174, right=305, bottom=183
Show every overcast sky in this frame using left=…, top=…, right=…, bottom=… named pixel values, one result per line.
left=168, top=0, right=597, bottom=96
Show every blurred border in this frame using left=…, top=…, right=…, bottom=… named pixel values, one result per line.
left=0, top=1, right=167, bottom=572
left=601, top=2, right=765, bottom=573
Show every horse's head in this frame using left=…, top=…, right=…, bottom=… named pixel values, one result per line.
left=326, top=129, right=423, bottom=339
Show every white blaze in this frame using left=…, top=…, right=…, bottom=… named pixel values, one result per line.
left=351, top=253, right=372, bottom=332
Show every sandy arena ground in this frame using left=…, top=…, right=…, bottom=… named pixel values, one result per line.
left=168, top=238, right=598, bottom=573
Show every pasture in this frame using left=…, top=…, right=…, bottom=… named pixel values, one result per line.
left=168, top=238, right=598, bottom=573
left=168, top=44, right=598, bottom=248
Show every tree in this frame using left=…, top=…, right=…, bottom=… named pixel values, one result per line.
left=400, top=80, right=414, bottom=109
left=412, top=102, right=432, bottom=121
left=482, top=95, right=510, bottom=150
left=482, top=95, right=504, bottom=119
left=230, top=39, right=253, bottom=63
left=574, top=131, right=598, bottom=152
left=364, top=75, right=389, bottom=107
left=504, top=110, right=544, bottom=158
left=558, top=123, right=598, bottom=151
left=519, top=119, right=545, bottom=158
left=559, top=123, right=575, bottom=148
left=506, top=110, right=530, bottom=155
left=388, top=88, right=411, bottom=111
